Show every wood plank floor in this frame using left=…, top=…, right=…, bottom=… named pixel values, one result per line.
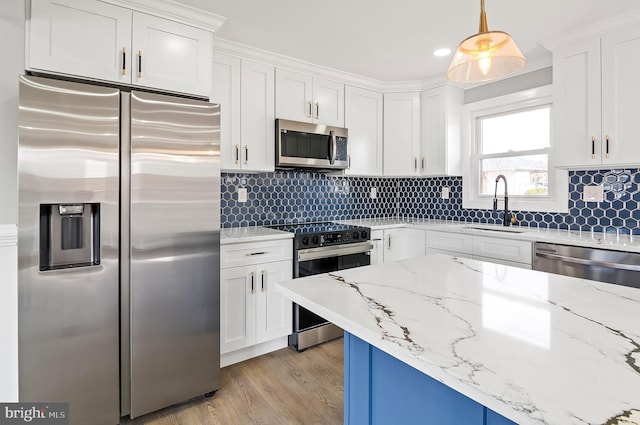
left=122, top=338, right=344, bottom=425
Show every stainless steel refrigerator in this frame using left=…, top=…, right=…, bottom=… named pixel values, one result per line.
left=18, top=75, right=221, bottom=424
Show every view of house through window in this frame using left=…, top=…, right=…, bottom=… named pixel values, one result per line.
left=477, top=105, right=551, bottom=196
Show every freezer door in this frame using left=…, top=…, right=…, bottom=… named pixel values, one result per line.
left=127, top=91, right=221, bottom=417
left=18, top=76, right=120, bottom=425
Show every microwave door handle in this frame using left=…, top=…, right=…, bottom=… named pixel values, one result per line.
left=329, top=131, right=337, bottom=165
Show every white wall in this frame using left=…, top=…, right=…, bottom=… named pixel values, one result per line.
left=0, top=0, right=24, bottom=226
left=0, top=0, right=24, bottom=402
left=0, top=226, right=18, bottom=402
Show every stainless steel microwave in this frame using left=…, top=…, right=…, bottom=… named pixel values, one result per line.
left=275, top=119, right=348, bottom=170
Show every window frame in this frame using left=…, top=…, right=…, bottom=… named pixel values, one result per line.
left=462, top=85, right=569, bottom=213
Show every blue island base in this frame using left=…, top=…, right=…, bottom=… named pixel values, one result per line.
left=344, top=332, right=517, bottom=425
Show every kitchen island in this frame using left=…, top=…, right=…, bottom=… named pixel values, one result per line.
left=276, top=254, right=640, bottom=425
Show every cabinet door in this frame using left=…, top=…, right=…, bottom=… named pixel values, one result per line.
left=601, top=24, right=640, bottom=165
left=552, top=38, right=602, bottom=167
left=425, top=230, right=473, bottom=256
left=313, top=77, right=344, bottom=127
left=472, top=236, right=532, bottom=266
left=384, top=228, right=425, bottom=263
left=369, top=230, right=385, bottom=265
left=212, top=53, right=241, bottom=171
left=276, top=69, right=313, bottom=123
left=345, top=86, right=383, bottom=176
left=29, top=0, right=131, bottom=84
left=383, top=92, right=421, bottom=176
left=255, top=260, right=293, bottom=344
left=132, top=12, right=211, bottom=96
left=220, top=266, right=256, bottom=354
left=421, top=86, right=462, bottom=176
left=241, top=60, right=276, bottom=172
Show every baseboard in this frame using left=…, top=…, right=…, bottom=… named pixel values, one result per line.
left=220, top=337, right=288, bottom=368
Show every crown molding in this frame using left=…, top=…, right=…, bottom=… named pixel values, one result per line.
left=103, top=0, right=227, bottom=32
left=213, top=38, right=423, bottom=92
left=0, top=225, right=17, bottom=248
left=541, top=9, right=640, bottom=51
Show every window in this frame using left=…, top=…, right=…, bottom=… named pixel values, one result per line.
left=478, top=106, right=550, bottom=196
left=462, top=85, right=568, bottom=213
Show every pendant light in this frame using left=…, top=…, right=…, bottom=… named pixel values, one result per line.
left=447, top=0, right=525, bottom=83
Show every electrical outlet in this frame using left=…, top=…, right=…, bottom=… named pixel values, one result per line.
left=441, top=187, right=450, bottom=199
left=370, top=187, right=377, bottom=199
left=238, top=187, right=247, bottom=203
left=583, top=185, right=603, bottom=203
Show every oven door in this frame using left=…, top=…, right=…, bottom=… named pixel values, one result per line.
left=294, top=242, right=372, bottom=331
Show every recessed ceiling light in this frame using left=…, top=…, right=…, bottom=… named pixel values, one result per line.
left=433, top=48, right=452, bottom=57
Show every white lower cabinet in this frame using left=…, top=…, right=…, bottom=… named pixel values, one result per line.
left=426, top=230, right=532, bottom=269
left=220, top=239, right=292, bottom=364
left=369, top=230, right=385, bottom=265
left=373, top=228, right=425, bottom=263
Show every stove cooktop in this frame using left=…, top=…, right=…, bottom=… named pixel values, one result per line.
left=270, top=222, right=367, bottom=234
left=269, top=222, right=371, bottom=248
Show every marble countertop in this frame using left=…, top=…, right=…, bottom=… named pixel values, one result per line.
left=276, top=254, right=640, bottom=425
left=220, top=226, right=292, bottom=245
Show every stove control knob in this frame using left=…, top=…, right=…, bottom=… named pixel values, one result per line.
left=320, top=235, right=326, bottom=245
left=302, top=236, right=309, bottom=246
left=352, top=231, right=360, bottom=240
left=312, top=235, right=319, bottom=245
left=361, top=230, right=368, bottom=239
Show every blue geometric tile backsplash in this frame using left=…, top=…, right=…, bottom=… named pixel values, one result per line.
left=221, top=168, right=640, bottom=235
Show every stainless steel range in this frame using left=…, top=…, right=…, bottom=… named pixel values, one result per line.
left=270, top=222, right=372, bottom=351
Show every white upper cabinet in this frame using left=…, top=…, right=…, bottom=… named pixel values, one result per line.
left=131, top=12, right=211, bottom=96
left=29, top=0, right=132, bottom=84
left=240, top=60, right=275, bottom=172
left=420, top=85, right=463, bottom=176
left=213, top=53, right=275, bottom=172
left=383, top=92, right=421, bottom=176
left=29, top=0, right=212, bottom=97
left=344, top=86, right=383, bottom=176
left=553, top=23, right=640, bottom=167
left=276, top=68, right=344, bottom=127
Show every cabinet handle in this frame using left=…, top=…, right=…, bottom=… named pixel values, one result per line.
left=605, top=135, right=610, bottom=159
left=387, top=235, right=391, bottom=249
left=235, top=144, right=239, bottom=164
left=414, top=157, right=418, bottom=171
left=245, top=251, right=267, bottom=256
left=315, top=102, right=319, bottom=119
left=307, top=101, right=312, bottom=118
left=591, top=136, right=596, bottom=159
left=121, top=47, right=126, bottom=75
left=250, top=272, right=254, bottom=294
left=137, top=50, right=142, bottom=78
left=244, top=145, right=249, bottom=164
left=421, top=157, right=425, bottom=170
left=348, top=154, right=351, bottom=169
left=261, top=271, right=265, bottom=292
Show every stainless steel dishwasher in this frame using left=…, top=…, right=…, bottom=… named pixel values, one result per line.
left=533, top=242, right=640, bottom=289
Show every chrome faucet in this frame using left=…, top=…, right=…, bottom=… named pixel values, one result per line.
left=493, top=174, right=511, bottom=227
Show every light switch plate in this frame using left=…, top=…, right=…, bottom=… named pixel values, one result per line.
left=238, top=187, right=247, bottom=203
left=441, top=187, right=450, bottom=199
left=370, top=187, right=377, bottom=199
left=583, top=185, right=604, bottom=203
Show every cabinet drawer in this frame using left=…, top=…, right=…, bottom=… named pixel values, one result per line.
left=426, top=231, right=473, bottom=255
left=472, top=237, right=532, bottom=265
left=222, top=239, right=292, bottom=268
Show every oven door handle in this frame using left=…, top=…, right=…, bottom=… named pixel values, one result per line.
left=298, top=242, right=374, bottom=262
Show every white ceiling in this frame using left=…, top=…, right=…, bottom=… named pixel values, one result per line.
left=176, top=0, right=640, bottom=82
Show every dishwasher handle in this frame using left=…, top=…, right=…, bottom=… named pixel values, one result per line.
left=535, top=251, right=640, bottom=272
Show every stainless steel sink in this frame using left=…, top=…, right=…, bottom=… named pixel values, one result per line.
left=462, top=226, right=525, bottom=234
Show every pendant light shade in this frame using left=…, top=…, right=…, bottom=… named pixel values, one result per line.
left=447, top=0, right=525, bottom=83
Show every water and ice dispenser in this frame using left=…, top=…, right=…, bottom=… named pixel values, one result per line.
left=39, top=203, right=100, bottom=271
